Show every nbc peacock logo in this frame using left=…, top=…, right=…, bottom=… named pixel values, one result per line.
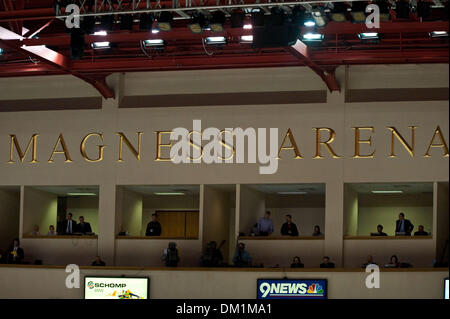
left=307, top=283, right=324, bottom=295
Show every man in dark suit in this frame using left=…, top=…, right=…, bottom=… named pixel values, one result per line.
left=62, top=213, right=77, bottom=235
left=414, top=225, right=429, bottom=236
left=7, top=238, right=24, bottom=264
left=395, top=212, right=414, bottom=235
left=281, top=214, right=299, bottom=236
left=320, top=256, right=335, bottom=268
left=77, top=216, right=92, bottom=234
left=146, top=213, right=162, bottom=236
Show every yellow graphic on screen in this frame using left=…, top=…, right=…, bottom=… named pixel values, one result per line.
left=107, top=289, right=144, bottom=299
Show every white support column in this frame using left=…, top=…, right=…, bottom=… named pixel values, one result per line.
left=324, top=181, right=345, bottom=267
left=97, top=183, right=117, bottom=265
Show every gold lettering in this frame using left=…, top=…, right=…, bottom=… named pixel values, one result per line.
left=80, top=133, right=105, bottom=162
left=424, top=125, right=449, bottom=157
left=218, top=129, right=235, bottom=161
left=313, top=127, right=340, bottom=159
left=154, top=131, right=173, bottom=161
left=387, top=126, right=416, bottom=157
left=48, top=134, right=72, bottom=163
left=8, top=134, right=39, bottom=163
left=352, top=127, right=375, bottom=158
left=277, top=128, right=302, bottom=159
left=116, top=132, right=143, bottom=162
left=188, top=130, right=203, bottom=161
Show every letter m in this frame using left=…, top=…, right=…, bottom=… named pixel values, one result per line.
left=9, top=134, right=39, bottom=163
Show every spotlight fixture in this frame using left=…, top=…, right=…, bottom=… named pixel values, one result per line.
left=158, top=11, right=173, bottom=31
left=350, top=1, right=368, bottom=23
left=303, top=12, right=316, bottom=27
left=139, top=13, right=154, bottom=30
left=430, top=31, right=448, bottom=38
left=93, top=31, right=107, bottom=36
left=204, top=36, right=227, bottom=45
left=70, top=30, right=85, bottom=59
left=331, top=2, right=348, bottom=22
left=416, top=0, right=432, bottom=20
left=358, top=32, right=379, bottom=40
left=120, top=14, right=134, bottom=30
left=396, top=0, right=411, bottom=19
left=100, top=14, right=115, bottom=31
left=312, top=6, right=328, bottom=27
left=80, top=16, right=96, bottom=34
left=243, top=24, right=252, bottom=29
left=152, top=29, right=160, bottom=34
left=240, top=35, right=253, bottom=43
left=251, top=9, right=266, bottom=27
left=143, top=39, right=166, bottom=47
left=302, top=32, right=324, bottom=42
left=91, top=41, right=110, bottom=49
left=188, top=12, right=208, bottom=34
left=230, top=9, right=246, bottom=28
left=210, top=11, right=226, bottom=32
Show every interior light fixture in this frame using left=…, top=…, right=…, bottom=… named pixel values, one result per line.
left=154, top=192, right=185, bottom=196
left=371, top=190, right=404, bottom=194
left=277, top=191, right=308, bottom=195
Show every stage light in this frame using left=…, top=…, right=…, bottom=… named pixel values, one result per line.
left=143, top=39, right=165, bottom=47
left=396, top=0, right=411, bottom=19
left=351, top=1, right=368, bottom=23
left=93, top=31, right=107, bottom=36
left=312, top=6, right=328, bottom=27
left=188, top=12, right=208, bottom=34
left=416, top=0, right=432, bottom=19
left=91, top=41, right=110, bottom=49
left=303, top=12, right=316, bottom=27
left=231, top=10, right=245, bottom=28
left=80, top=16, right=96, bottom=34
left=430, top=31, right=448, bottom=38
left=210, top=11, right=226, bottom=32
left=251, top=9, right=266, bottom=27
left=70, top=31, right=85, bottom=59
left=204, top=36, right=226, bottom=45
left=139, top=13, right=154, bottom=30
left=358, top=32, right=379, bottom=40
left=243, top=24, right=252, bottom=29
left=100, top=14, right=115, bottom=31
left=152, top=29, right=160, bottom=34
left=120, top=14, right=134, bottom=30
left=240, top=35, right=253, bottom=43
left=331, top=2, right=348, bottom=22
left=158, top=11, right=173, bottom=31
left=302, top=32, right=324, bottom=42
left=0, top=48, right=4, bottom=56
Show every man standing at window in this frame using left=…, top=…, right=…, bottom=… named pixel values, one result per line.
left=395, top=212, right=414, bottom=235
left=281, top=214, right=299, bottom=236
left=63, top=213, right=77, bottom=235
left=257, top=211, right=274, bottom=236
left=146, top=213, right=162, bottom=236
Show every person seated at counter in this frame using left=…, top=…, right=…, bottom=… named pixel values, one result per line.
left=371, top=224, right=388, bottom=236
left=62, top=213, right=77, bottom=235
left=414, top=225, right=429, bottom=236
left=281, top=215, right=299, bottom=237
left=77, top=216, right=92, bottom=234
left=291, top=256, right=304, bottom=268
left=91, top=256, right=106, bottom=266
left=163, top=242, right=180, bottom=267
left=201, top=240, right=224, bottom=267
left=395, top=212, right=414, bottom=236
left=320, top=256, right=335, bottom=268
left=362, top=255, right=378, bottom=268
left=30, top=224, right=41, bottom=236
left=257, top=211, right=273, bottom=236
left=384, top=255, right=401, bottom=268
left=232, top=242, right=252, bottom=267
left=312, top=225, right=323, bottom=237
left=250, top=223, right=259, bottom=236
left=145, top=213, right=162, bottom=236
left=7, top=238, right=24, bottom=264
left=47, top=225, right=57, bottom=236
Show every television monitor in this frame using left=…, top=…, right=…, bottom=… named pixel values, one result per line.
left=84, top=276, right=149, bottom=299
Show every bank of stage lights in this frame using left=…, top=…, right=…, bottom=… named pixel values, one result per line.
left=70, top=1, right=449, bottom=58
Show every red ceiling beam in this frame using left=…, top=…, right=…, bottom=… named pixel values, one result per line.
left=287, top=40, right=340, bottom=92
left=0, top=26, right=115, bottom=99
